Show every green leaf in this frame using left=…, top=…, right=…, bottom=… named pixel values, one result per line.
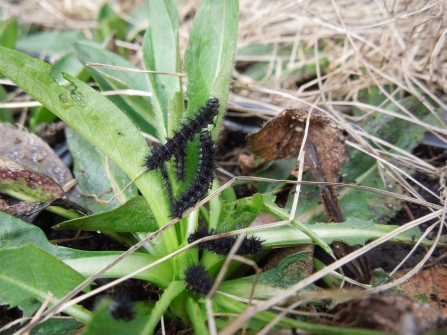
left=338, top=96, right=438, bottom=222
left=82, top=298, right=156, bottom=335
left=66, top=126, right=138, bottom=213
left=59, top=250, right=172, bottom=288
left=54, top=196, right=157, bottom=232
left=239, top=44, right=328, bottom=84
left=0, top=17, right=18, bottom=50
left=286, top=172, right=323, bottom=221
left=352, top=86, right=389, bottom=117
left=254, top=217, right=432, bottom=248
left=217, top=193, right=264, bottom=232
left=95, top=3, right=127, bottom=52
left=256, top=159, right=297, bottom=194
left=0, top=211, right=173, bottom=289
left=141, top=281, right=185, bottom=335
left=51, top=52, right=90, bottom=85
left=0, top=244, right=91, bottom=323
left=128, top=2, right=149, bottom=33
left=219, top=252, right=318, bottom=300
left=74, top=41, right=157, bottom=136
left=0, top=157, right=65, bottom=202
left=184, top=0, right=238, bottom=140
left=264, top=195, right=334, bottom=257
left=143, top=0, right=183, bottom=135
left=18, top=298, right=42, bottom=317
left=29, top=106, right=58, bottom=133
left=30, top=318, right=82, bottom=335
left=0, top=46, right=172, bottom=235
left=0, top=84, right=13, bottom=123
left=16, top=31, right=85, bottom=58
left=186, top=297, right=208, bottom=335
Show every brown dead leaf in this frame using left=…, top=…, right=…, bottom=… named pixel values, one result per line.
left=247, top=109, right=345, bottom=182
left=0, top=197, right=90, bottom=222
left=398, top=266, right=447, bottom=319
left=0, top=123, right=80, bottom=201
left=0, top=157, right=66, bottom=201
left=238, top=153, right=261, bottom=173
left=34, top=121, right=66, bottom=146
left=329, top=294, right=441, bottom=333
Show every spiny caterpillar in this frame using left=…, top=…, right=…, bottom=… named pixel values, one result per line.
left=188, top=229, right=264, bottom=256
left=170, top=131, right=217, bottom=218
left=174, top=147, right=186, bottom=181
left=184, top=264, right=213, bottom=295
left=108, top=294, right=135, bottom=322
left=144, top=98, right=219, bottom=172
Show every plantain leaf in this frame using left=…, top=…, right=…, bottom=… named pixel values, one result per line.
left=143, top=0, right=183, bottom=136
left=82, top=298, right=156, bottom=335
left=255, top=206, right=433, bottom=248
left=0, top=156, right=65, bottom=202
left=66, top=126, right=138, bottom=213
left=0, top=46, right=172, bottom=234
left=184, top=0, right=238, bottom=141
left=216, top=193, right=264, bottom=232
left=0, top=17, right=18, bottom=50
left=0, top=211, right=172, bottom=288
left=30, top=318, right=82, bottom=335
left=219, top=252, right=318, bottom=300
left=54, top=196, right=157, bottom=232
left=74, top=41, right=157, bottom=136
left=51, top=52, right=90, bottom=85
left=16, top=31, right=84, bottom=58
left=0, top=244, right=91, bottom=323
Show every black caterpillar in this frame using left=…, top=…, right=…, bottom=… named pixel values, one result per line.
left=188, top=229, right=264, bottom=256
left=174, top=147, right=186, bottom=181
left=144, top=98, right=219, bottom=171
left=108, top=294, right=135, bottom=322
left=171, top=131, right=217, bottom=218
left=184, top=264, right=213, bottom=295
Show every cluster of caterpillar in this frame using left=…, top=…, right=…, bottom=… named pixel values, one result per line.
left=171, top=131, right=217, bottom=218
left=144, top=98, right=219, bottom=172
left=144, top=98, right=219, bottom=218
left=188, top=229, right=264, bottom=256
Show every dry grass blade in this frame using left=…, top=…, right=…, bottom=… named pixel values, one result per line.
left=86, top=62, right=186, bottom=77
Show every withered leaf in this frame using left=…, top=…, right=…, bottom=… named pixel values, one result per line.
left=0, top=123, right=80, bottom=201
left=0, top=157, right=66, bottom=201
left=247, top=109, right=345, bottom=183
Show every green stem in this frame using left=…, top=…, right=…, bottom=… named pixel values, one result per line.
left=142, top=281, right=185, bottom=334
left=186, top=296, right=208, bottom=335
left=263, top=202, right=335, bottom=258
left=313, top=258, right=341, bottom=289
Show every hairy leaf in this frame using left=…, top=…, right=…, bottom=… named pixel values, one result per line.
left=0, top=244, right=91, bottom=323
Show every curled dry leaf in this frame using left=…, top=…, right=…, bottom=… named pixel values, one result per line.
left=0, top=198, right=90, bottom=223
left=398, top=267, right=447, bottom=319
left=329, top=294, right=441, bottom=333
left=0, top=123, right=80, bottom=201
left=247, top=109, right=346, bottom=221
left=238, top=153, right=259, bottom=173
left=247, top=109, right=345, bottom=182
left=0, top=156, right=66, bottom=201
